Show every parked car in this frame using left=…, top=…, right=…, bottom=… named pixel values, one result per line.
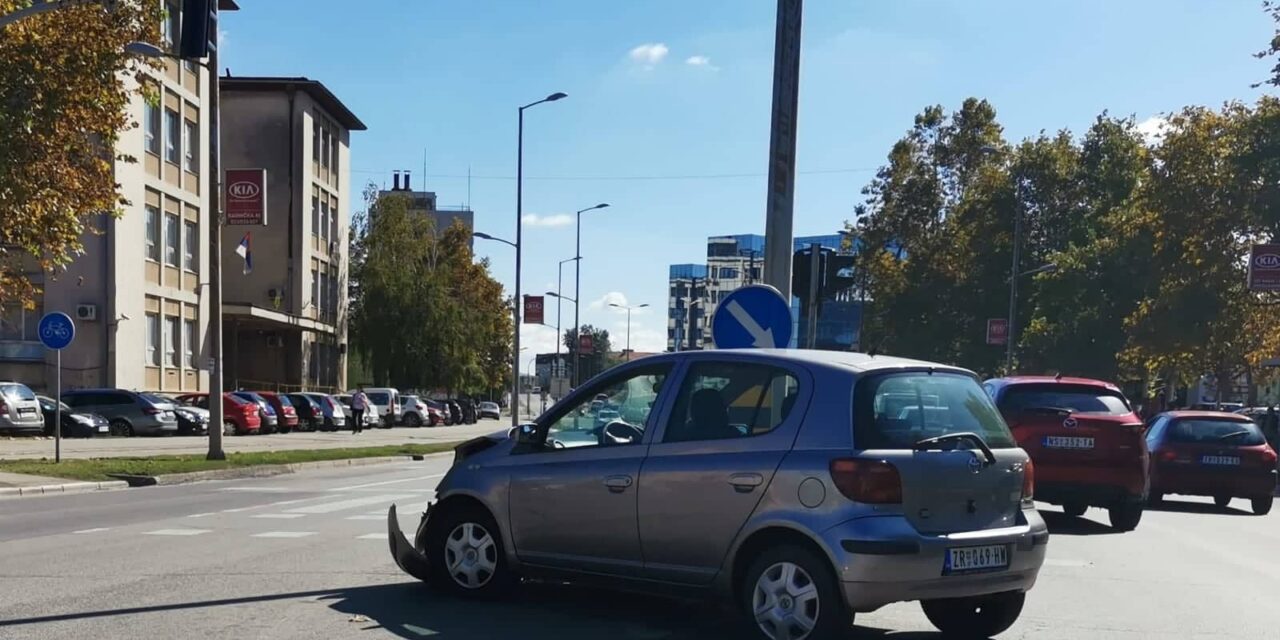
left=478, top=401, right=501, bottom=421
left=425, top=399, right=449, bottom=426
left=399, top=395, right=431, bottom=428
left=296, top=392, right=347, bottom=431
left=389, top=350, right=1046, bottom=640
left=1146, top=411, right=1277, bottom=515
left=231, top=391, right=278, bottom=434
left=445, top=399, right=463, bottom=426
left=254, top=392, right=299, bottom=434
left=174, top=393, right=261, bottom=436
left=334, top=393, right=378, bottom=429
left=62, top=388, right=178, bottom=437
left=358, top=387, right=400, bottom=427
left=0, top=381, right=45, bottom=435
left=150, top=393, right=209, bottom=436
left=985, top=376, right=1149, bottom=531
left=1191, top=402, right=1245, bottom=412
left=35, top=395, right=109, bottom=438
left=461, top=398, right=477, bottom=424
left=285, top=393, right=323, bottom=432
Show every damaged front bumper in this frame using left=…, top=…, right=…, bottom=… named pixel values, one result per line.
left=387, top=503, right=432, bottom=582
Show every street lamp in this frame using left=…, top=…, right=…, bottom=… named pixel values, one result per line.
left=553, top=257, right=579, bottom=379
left=609, top=302, right=649, bottom=360
left=573, top=202, right=609, bottom=386
left=472, top=231, right=517, bottom=249
left=512, top=92, right=567, bottom=426
left=1006, top=262, right=1057, bottom=373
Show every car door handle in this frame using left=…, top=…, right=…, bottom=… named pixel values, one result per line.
left=729, top=473, right=764, bottom=492
left=603, top=475, right=633, bottom=492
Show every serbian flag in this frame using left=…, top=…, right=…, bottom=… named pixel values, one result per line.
left=234, top=232, right=253, bottom=274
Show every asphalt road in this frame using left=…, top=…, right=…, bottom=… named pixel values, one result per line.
left=1, top=460, right=1277, bottom=639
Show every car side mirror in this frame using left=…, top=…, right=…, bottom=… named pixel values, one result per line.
left=511, top=423, right=540, bottom=446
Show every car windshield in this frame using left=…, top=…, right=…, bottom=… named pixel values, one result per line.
left=1, top=383, right=36, bottom=401
left=856, top=372, right=1016, bottom=449
left=1168, top=419, right=1267, bottom=446
left=1000, top=384, right=1131, bottom=416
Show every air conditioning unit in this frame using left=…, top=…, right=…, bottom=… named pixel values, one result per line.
left=75, top=304, right=98, bottom=321
left=266, top=334, right=284, bottom=348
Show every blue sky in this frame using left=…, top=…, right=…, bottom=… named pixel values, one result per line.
left=221, top=0, right=1273, bottom=355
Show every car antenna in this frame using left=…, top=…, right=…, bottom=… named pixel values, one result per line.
left=1054, top=372, right=1063, bottom=381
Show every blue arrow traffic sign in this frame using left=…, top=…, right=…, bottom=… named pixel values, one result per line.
left=711, top=284, right=793, bottom=349
left=38, top=312, right=75, bottom=350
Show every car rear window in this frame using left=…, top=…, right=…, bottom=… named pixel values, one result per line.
left=855, top=372, right=1016, bottom=449
left=999, top=384, right=1131, bottom=416
left=0, top=383, right=35, bottom=401
left=368, top=392, right=390, bottom=405
left=140, top=393, right=172, bottom=406
left=1168, top=419, right=1266, bottom=446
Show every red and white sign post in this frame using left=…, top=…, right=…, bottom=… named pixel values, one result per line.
left=986, top=318, right=1009, bottom=346
left=523, top=295, right=545, bottom=325
left=1248, top=244, right=1280, bottom=292
left=225, top=168, right=267, bottom=225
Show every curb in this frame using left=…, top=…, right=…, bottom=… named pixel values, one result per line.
left=108, top=452, right=452, bottom=487
left=0, top=480, right=129, bottom=498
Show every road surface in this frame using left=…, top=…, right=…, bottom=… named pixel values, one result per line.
left=1, top=459, right=1276, bottom=639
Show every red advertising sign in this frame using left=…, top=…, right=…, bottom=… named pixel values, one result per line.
left=1248, top=244, right=1280, bottom=291
left=986, top=318, right=1008, bottom=346
left=579, top=333, right=594, bottom=352
left=225, top=168, right=267, bottom=225
left=522, top=295, right=544, bottom=325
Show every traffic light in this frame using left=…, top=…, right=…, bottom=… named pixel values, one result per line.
left=179, top=0, right=214, bottom=60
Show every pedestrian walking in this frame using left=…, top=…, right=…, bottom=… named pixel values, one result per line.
left=351, top=388, right=369, bottom=434
left=1263, top=405, right=1279, bottom=453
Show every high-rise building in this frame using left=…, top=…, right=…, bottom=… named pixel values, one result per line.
left=218, top=76, right=366, bottom=392
left=378, top=172, right=475, bottom=248
left=666, top=264, right=709, bottom=351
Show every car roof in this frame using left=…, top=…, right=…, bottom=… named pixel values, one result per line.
left=1160, top=410, right=1252, bottom=421
left=633, top=349, right=973, bottom=376
left=988, top=376, right=1121, bottom=391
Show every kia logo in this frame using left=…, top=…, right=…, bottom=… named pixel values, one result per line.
left=228, top=181, right=260, bottom=199
left=1254, top=253, right=1280, bottom=269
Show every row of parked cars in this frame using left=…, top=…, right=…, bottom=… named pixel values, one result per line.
left=0, top=380, right=502, bottom=437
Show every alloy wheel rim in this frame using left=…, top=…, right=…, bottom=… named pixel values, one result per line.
left=752, top=561, right=820, bottom=640
left=443, top=522, right=498, bottom=589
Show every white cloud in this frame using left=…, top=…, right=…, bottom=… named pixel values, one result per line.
left=628, top=43, right=669, bottom=67
left=1135, top=116, right=1168, bottom=145
left=685, top=55, right=718, bottom=71
left=520, top=323, right=561, bottom=357
left=590, top=291, right=630, bottom=311
left=521, top=213, right=573, bottom=228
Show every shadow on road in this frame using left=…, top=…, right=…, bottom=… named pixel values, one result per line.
left=1039, top=510, right=1120, bottom=536
left=1146, top=498, right=1251, bottom=516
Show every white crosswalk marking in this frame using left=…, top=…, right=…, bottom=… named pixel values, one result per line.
left=286, top=494, right=413, bottom=515
left=145, top=529, right=211, bottom=536
left=187, top=513, right=217, bottom=518
left=357, top=533, right=388, bottom=540
left=252, top=531, right=317, bottom=539
left=73, top=527, right=110, bottom=534
left=252, top=513, right=305, bottom=519
left=344, top=515, right=385, bottom=521
left=328, top=474, right=445, bottom=491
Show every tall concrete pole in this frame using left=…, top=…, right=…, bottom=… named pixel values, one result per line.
left=762, top=0, right=803, bottom=303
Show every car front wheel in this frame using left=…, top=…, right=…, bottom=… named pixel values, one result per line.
left=1213, top=496, right=1232, bottom=508
left=424, top=507, right=512, bottom=598
left=921, top=591, right=1025, bottom=638
left=741, top=545, right=847, bottom=640
left=1252, top=496, right=1273, bottom=516
left=1061, top=502, right=1087, bottom=518
left=109, top=419, right=133, bottom=437
left=1109, top=502, right=1144, bottom=531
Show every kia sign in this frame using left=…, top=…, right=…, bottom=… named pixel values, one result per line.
left=225, top=168, right=267, bottom=225
left=986, top=318, right=1008, bottom=346
left=523, top=295, right=544, bottom=325
left=1249, top=244, right=1280, bottom=291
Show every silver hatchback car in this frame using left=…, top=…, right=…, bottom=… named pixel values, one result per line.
left=389, top=350, right=1047, bottom=639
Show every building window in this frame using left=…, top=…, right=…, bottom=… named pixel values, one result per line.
left=310, top=269, right=318, bottom=310
left=164, top=108, right=180, bottom=164
left=319, top=271, right=328, bottom=317
left=160, top=1, right=177, bottom=48
left=0, top=304, right=43, bottom=342
left=312, top=121, right=320, bottom=163
left=184, top=221, right=198, bottom=272
left=329, top=197, right=338, bottom=239
left=184, top=318, right=196, bottom=368
left=164, top=213, right=180, bottom=267
left=311, top=194, right=319, bottom=237
left=183, top=120, right=198, bottom=173
left=146, top=313, right=161, bottom=366
left=165, top=316, right=180, bottom=367
left=144, top=101, right=160, bottom=155
left=145, top=205, right=160, bottom=261
left=330, top=131, right=339, bottom=174
left=320, top=200, right=329, bottom=241
left=320, top=126, right=329, bottom=171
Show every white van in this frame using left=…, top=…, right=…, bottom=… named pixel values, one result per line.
left=353, top=387, right=400, bottom=427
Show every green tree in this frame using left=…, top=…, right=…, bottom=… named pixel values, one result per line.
left=1255, top=0, right=1280, bottom=89
left=0, top=0, right=160, bottom=308
left=563, top=325, right=612, bottom=382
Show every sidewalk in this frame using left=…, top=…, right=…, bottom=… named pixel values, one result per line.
left=0, top=470, right=128, bottom=497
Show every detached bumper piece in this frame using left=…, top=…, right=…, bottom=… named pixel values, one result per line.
left=387, top=504, right=432, bottom=582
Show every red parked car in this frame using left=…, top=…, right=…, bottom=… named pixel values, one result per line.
left=254, top=391, right=300, bottom=433
left=985, top=376, right=1149, bottom=531
left=1145, top=411, right=1277, bottom=515
left=175, top=392, right=261, bottom=436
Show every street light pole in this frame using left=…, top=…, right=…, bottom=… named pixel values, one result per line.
left=609, top=302, right=649, bottom=360
left=1006, top=208, right=1021, bottom=374
left=555, top=257, right=576, bottom=377
left=572, top=202, right=609, bottom=387
left=512, top=92, right=566, bottom=427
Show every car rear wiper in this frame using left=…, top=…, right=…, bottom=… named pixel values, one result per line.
left=1020, top=406, right=1075, bottom=415
left=1217, top=430, right=1252, bottom=442
left=913, top=432, right=996, bottom=466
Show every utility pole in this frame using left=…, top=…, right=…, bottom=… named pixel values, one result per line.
left=806, top=243, right=820, bottom=349
left=1006, top=207, right=1022, bottom=374
left=762, top=0, right=803, bottom=303
left=201, top=0, right=225, bottom=460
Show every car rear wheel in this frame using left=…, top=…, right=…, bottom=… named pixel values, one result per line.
left=921, top=591, right=1025, bottom=639
left=741, top=545, right=848, bottom=640
left=223, top=421, right=238, bottom=436
left=109, top=419, right=133, bottom=437
left=406, top=413, right=422, bottom=428
left=1061, top=502, right=1087, bottom=518
left=1251, top=496, right=1273, bottom=516
left=1108, top=502, right=1144, bottom=531
left=1213, top=496, right=1232, bottom=508
left=1148, top=493, right=1164, bottom=506
left=424, top=506, right=512, bottom=598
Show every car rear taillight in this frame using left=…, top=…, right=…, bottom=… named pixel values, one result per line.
left=829, top=458, right=902, bottom=504
left=143, top=406, right=161, bottom=415
left=1159, top=449, right=1179, bottom=462
left=1022, top=459, right=1035, bottom=501
left=1262, top=447, right=1278, bottom=466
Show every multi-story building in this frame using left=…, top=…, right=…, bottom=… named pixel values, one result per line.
left=378, top=172, right=475, bottom=248
left=666, top=264, right=709, bottom=351
left=218, top=76, right=365, bottom=392
left=0, top=4, right=232, bottom=393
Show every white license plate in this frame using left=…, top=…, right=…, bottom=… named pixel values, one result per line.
left=17, top=407, right=36, bottom=415
left=1043, top=436, right=1094, bottom=450
left=1201, top=455, right=1240, bottom=466
left=944, top=544, right=1010, bottom=575
left=97, top=425, right=109, bottom=432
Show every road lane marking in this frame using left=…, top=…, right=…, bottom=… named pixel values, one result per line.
left=345, top=515, right=385, bottom=521
left=220, top=497, right=332, bottom=514
left=1044, top=559, right=1093, bottom=568
left=219, top=487, right=300, bottom=493
left=252, top=513, right=306, bottom=519
left=328, top=473, right=446, bottom=492
left=252, top=531, right=317, bottom=539
left=286, top=494, right=413, bottom=515
left=145, top=529, right=211, bottom=536
left=187, top=513, right=217, bottom=518
left=357, top=533, right=388, bottom=540
left=73, top=527, right=110, bottom=534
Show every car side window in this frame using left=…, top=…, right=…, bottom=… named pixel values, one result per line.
left=1145, top=416, right=1167, bottom=447
left=663, top=362, right=799, bottom=444
left=542, top=365, right=671, bottom=450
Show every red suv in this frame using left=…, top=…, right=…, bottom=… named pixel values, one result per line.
left=1146, top=411, right=1277, bottom=515
left=176, top=392, right=261, bottom=436
left=985, top=376, right=1149, bottom=531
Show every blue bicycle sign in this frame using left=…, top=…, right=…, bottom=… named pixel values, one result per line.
left=38, top=312, right=75, bottom=350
